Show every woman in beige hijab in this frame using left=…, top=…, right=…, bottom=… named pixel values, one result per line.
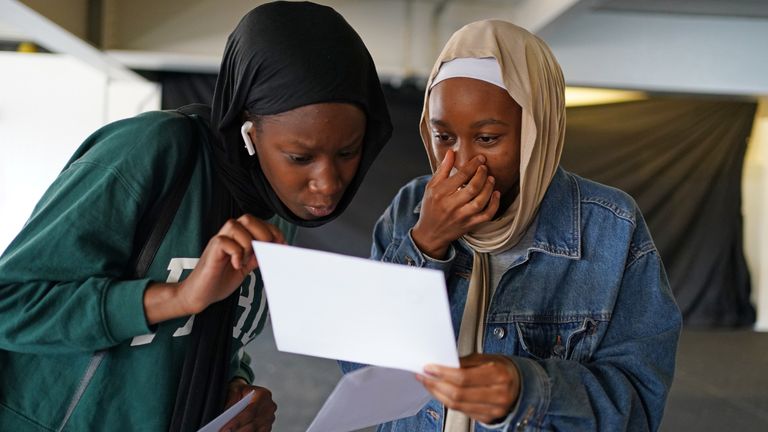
left=342, top=19, right=681, bottom=431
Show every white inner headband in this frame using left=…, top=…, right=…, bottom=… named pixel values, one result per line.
left=430, top=57, right=507, bottom=91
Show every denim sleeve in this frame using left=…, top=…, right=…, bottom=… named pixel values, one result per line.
left=503, top=247, right=682, bottom=431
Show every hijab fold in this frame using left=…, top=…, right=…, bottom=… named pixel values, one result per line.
left=420, top=21, right=566, bottom=432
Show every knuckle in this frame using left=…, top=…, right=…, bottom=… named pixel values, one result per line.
left=451, top=388, right=466, bottom=401
left=458, top=208, right=474, bottom=222
left=493, top=407, right=508, bottom=419
left=446, top=387, right=459, bottom=400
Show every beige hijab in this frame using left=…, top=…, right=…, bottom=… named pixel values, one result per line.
left=420, top=21, right=565, bottom=431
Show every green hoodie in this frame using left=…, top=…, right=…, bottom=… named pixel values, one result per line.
left=0, top=111, right=296, bottom=431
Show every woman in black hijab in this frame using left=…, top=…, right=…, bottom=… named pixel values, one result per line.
left=167, top=2, right=392, bottom=430
left=209, top=0, right=391, bottom=224
left=0, top=2, right=391, bottom=431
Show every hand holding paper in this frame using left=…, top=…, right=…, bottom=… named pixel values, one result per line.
left=197, top=390, right=255, bottom=432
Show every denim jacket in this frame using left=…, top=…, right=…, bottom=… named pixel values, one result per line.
left=340, top=167, right=681, bottom=432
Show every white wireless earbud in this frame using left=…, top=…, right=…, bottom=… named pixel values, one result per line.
left=240, top=121, right=256, bottom=156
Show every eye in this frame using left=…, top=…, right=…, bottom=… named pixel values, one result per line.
left=432, top=132, right=455, bottom=145
left=338, top=146, right=362, bottom=159
left=287, top=154, right=312, bottom=164
left=476, top=135, right=500, bottom=146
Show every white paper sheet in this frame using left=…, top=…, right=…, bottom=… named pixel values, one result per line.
left=306, top=366, right=432, bottom=432
left=252, top=241, right=459, bottom=373
left=197, top=390, right=255, bottom=432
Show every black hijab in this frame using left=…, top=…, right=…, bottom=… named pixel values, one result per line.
left=170, top=3, right=391, bottom=430
left=208, top=0, right=392, bottom=227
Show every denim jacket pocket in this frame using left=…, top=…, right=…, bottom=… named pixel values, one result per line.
left=515, top=316, right=600, bottom=362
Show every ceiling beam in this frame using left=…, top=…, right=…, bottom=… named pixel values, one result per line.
left=0, top=0, right=145, bottom=81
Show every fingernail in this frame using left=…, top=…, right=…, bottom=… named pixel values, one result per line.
left=424, top=365, right=438, bottom=374
left=478, top=155, right=487, bottom=163
left=489, top=176, right=495, bottom=184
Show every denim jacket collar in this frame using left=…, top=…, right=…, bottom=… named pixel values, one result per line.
left=530, top=168, right=581, bottom=259
left=413, top=167, right=581, bottom=260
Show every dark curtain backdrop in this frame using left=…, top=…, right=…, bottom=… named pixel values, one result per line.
left=151, top=71, right=757, bottom=327
left=561, top=99, right=757, bottom=327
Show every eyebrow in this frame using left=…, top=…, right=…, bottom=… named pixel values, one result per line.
left=430, top=118, right=510, bottom=128
left=287, top=135, right=364, bottom=151
left=430, top=118, right=449, bottom=127
left=470, top=118, right=510, bottom=128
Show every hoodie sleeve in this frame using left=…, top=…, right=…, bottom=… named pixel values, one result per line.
left=0, top=158, right=155, bottom=354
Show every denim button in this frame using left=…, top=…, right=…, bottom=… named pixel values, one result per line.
left=516, top=419, right=529, bottom=431
left=492, top=327, right=506, bottom=339
left=552, top=343, right=566, bottom=357
left=426, top=408, right=440, bottom=421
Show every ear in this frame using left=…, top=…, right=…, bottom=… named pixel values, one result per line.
left=240, top=121, right=256, bottom=156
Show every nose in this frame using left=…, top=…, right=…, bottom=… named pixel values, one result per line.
left=308, top=162, right=344, bottom=197
left=452, top=139, right=476, bottom=168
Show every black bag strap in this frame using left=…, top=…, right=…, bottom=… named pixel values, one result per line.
left=129, top=109, right=201, bottom=278
left=167, top=103, right=240, bottom=432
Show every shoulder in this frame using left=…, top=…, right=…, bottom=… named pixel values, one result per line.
left=63, top=110, right=207, bottom=206
left=116, top=110, right=198, bottom=134
left=373, top=175, right=431, bottom=237
left=396, top=175, right=431, bottom=197
left=389, top=175, right=431, bottom=214
left=566, top=170, right=640, bottom=227
left=71, top=110, right=203, bottom=169
left=91, top=110, right=198, bottom=144
left=561, top=169, right=657, bottom=263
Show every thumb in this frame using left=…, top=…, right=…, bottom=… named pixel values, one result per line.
left=459, top=353, right=494, bottom=368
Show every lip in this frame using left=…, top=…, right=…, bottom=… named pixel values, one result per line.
left=304, top=204, right=337, bottom=218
